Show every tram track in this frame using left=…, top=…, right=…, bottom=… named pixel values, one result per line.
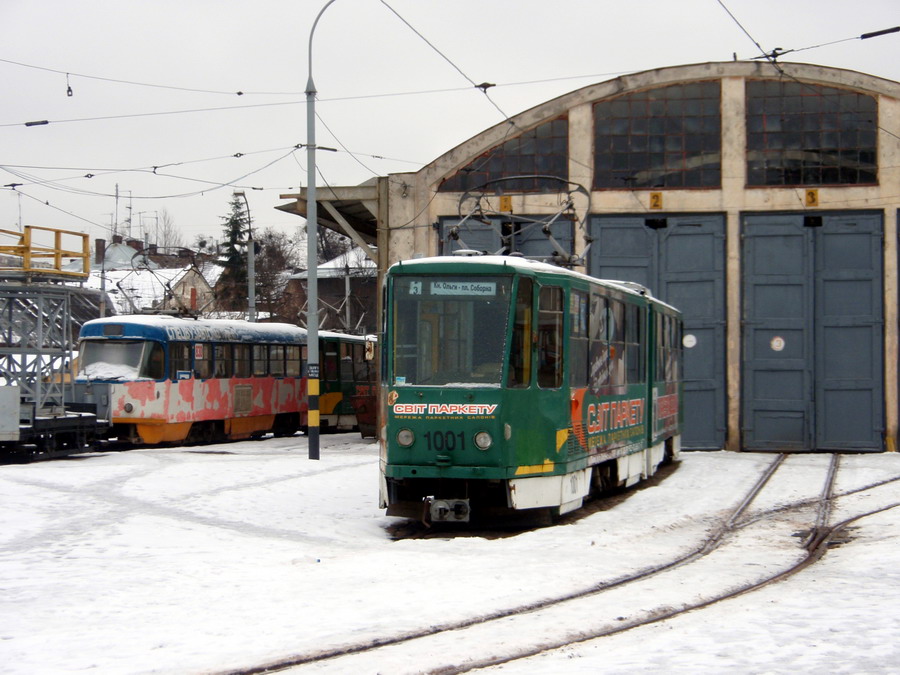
left=226, top=454, right=900, bottom=675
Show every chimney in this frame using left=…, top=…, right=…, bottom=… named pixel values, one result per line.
left=95, top=239, right=106, bottom=265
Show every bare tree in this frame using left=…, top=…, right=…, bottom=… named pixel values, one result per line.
left=157, top=208, right=184, bottom=249
left=298, top=221, right=351, bottom=265
left=255, top=228, right=301, bottom=321
left=319, top=227, right=351, bottom=263
left=193, top=234, right=217, bottom=255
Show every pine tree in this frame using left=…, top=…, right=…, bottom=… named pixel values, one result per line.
left=216, top=194, right=250, bottom=311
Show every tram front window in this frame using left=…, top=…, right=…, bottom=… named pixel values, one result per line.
left=78, top=340, right=161, bottom=380
left=393, top=276, right=511, bottom=386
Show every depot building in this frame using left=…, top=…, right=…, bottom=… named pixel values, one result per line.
left=279, top=61, right=900, bottom=454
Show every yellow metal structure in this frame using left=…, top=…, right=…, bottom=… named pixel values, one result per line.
left=0, top=226, right=90, bottom=278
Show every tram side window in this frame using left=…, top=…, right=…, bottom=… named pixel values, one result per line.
left=170, top=341, right=192, bottom=380
left=538, top=285, right=563, bottom=389
left=141, top=342, right=166, bottom=380
left=570, top=289, right=588, bottom=388
left=234, top=344, right=251, bottom=378
left=270, top=344, right=285, bottom=376
left=340, top=342, right=354, bottom=382
left=609, top=300, right=626, bottom=389
left=214, top=344, right=233, bottom=378
left=668, top=316, right=683, bottom=383
left=625, top=303, right=644, bottom=384
left=656, top=314, right=682, bottom=384
left=286, top=345, right=301, bottom=377
left=589, top=293, right=610, bottom=390
left=352, top=343, right=373, bottom=383
left=393, top=295, right=421, bottom=384
left=253, top=344, right=268, bottom=376
left=195, top=343, right=213, bottom=379
left=507, top=278, right=533, bottom=388
left=675, top=320, right=683, bottom=381
left=323, top=341, right=339, bottom=383
left=656, top=315, right=665, bottom=383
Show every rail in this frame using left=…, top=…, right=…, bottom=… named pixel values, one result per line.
left=224, top=455, right=900, bottom=674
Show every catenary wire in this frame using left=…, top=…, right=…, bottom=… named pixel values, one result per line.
left=378, top=0, right=513, bottom=124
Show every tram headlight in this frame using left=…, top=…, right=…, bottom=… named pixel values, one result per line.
left=397, top=428, right=415, bottom=447
left=474, top=431, right=492, bottom=451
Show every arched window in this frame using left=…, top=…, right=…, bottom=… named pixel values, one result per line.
left=439, top=117, right=569, bottom=193
left=745, top=80, right=877, bottom=186
left=594, top=81, right=721, bottom=189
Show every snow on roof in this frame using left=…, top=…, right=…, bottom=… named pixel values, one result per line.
left=291, top=247, right=376, bottom=280
left=81, top=267, right=193, bottom=314
left=84, top=313, right=309, bottom=341
left=95, top=242, right=158, bottom=271
left=389, top=254, right=677, bottom=309
left=199, top=261, right=224, bottom=287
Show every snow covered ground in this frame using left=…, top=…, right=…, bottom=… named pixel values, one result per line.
left=1, top=435, right=899, bottom=674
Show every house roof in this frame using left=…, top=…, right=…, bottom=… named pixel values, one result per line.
left=291, top=247, right=377, bottom=280
left=80, top=266, right=199, bottom=314
left=96, top=242, right=158, bottom=271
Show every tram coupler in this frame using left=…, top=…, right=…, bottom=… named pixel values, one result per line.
left=426, top=498, right=471, bottom=523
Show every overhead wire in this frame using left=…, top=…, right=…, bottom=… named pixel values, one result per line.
left=1, top=144, right=305, bottom=178
left=0, top=137, right=424, bottom=205
left=716, top=0, right=785, bottom=74
left=10, top=187, right=108, bottom=230
left=3, top=10, right=896, bottom=230
left=0, top=56, right=294, bottom=97
left=746, top=26, right=899, bottom=61
left=0, top=59, right=635, bottom=130
left=717, top=1, right=900, bottom=148
left=1, top=146, right=301, bottom=201
left=378, top=0, right=514, bottom=124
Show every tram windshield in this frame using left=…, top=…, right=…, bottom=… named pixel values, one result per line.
left=77, top=339, right=165, bottom=381
left=392, top=275, right=512, bottom=386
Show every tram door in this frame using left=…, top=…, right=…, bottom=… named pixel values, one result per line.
left=590, top=215, right=726, bottom=450
left=742, top=213, right=883, bottom=452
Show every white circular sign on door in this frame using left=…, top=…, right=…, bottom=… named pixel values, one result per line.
left=770, top=336, right=786, bottom=352
left=683, top=334, right=698, bottom=349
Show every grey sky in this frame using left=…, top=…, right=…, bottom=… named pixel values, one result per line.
left=1, top=0, right=897, bottom=249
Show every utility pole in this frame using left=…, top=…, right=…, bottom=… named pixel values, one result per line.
left=305, top=0, right=338, bottom=461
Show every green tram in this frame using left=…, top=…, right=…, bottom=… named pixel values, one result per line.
left=314, top=331, right=377, bottom=434
left=380, top=255, right=683, bottom=523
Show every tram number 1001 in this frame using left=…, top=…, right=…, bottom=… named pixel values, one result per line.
left=424, top=430, right=466, bottom=452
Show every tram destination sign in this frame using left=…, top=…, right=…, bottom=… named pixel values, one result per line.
left=429, top=280, right=496, bottom=296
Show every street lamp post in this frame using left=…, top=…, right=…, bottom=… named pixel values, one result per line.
left=305, top=0, right=337, bottom=461
left=233, top=190, right=256, bottom=322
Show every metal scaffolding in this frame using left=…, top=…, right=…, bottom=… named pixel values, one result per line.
left=0, top=227, right=98, bottom=453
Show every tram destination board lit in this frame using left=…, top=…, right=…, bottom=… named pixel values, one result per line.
left=402, top=279, right=499, bottom=297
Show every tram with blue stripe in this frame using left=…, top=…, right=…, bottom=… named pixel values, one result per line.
left=73, top=315, right=374, bottom=445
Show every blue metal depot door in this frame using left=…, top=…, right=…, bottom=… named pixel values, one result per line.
left=590, top=214, right=726, bottom=450
left=440, top=216, right=573, bottom=259
left=742, top=213, right=884, bottom=452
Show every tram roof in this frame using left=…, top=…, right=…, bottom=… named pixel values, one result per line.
left=79, top=315, right=308, bottom=344
left=387, top=254, right=680, bottom=312
left=79, top=315, right=377, bottom=345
